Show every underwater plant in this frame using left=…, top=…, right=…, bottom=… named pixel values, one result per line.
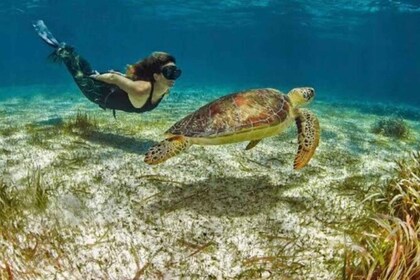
left=0, top=179, right=20, bottom=227
left=0, top=126, right=18, bottom=137
left=27, top=130, right=52, bottom=148
left=0, top=168, right=50, bottom=222
left=27, top=168, right=51, bottom=212
left=371, top=117, right=410, bottom=139
left=25, top=112, right=98, bottom=148
left=63, top=111, right=98, bottom=136
left=372, top=154, right=420, bottom=222
left=25, top=122, right=59, bottom=148
left=0, top=168, right=64, bottom=279
left=344, top=152, right=420, bottom=279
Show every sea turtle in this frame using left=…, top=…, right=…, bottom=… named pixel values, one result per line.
left=144, top=87, right=320, bottom=169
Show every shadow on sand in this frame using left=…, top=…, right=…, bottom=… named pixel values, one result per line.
left=141, top=174, right=309, bottom=217
left=83, top=131, right=157, bottom=155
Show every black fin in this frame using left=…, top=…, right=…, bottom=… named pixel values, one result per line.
left=33, top=20, right=63, bottom=48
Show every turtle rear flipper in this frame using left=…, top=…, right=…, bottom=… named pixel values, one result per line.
left=294, top=109, right=320, bottom=169
left=245, top=139, right=262, bottom=150
left=144, top=136, right=191, bottom=165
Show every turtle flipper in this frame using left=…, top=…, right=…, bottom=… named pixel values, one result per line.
left=245, top=139, right=262, bottom=150
left=294, top=109, right=320, bottom=169
left=144, top=136, right=191, bottom=165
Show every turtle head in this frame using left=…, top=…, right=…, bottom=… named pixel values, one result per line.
left=287, top=87, right=315, bottom=107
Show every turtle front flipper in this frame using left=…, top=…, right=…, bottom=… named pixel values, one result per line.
left=245, top=139, right=262, bottom=150
left=144, top=136, right=191, bottom=165
left=294, top=109, right=320, bottom=169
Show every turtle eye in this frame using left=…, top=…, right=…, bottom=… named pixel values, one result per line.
left=304, top=89, right=314, bottom=100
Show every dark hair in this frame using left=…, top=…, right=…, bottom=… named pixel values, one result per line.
left=126, top=51, right=176, bottom=82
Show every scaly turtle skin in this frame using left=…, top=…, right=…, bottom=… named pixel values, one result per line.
left=145, top=87, right=320, bottom=169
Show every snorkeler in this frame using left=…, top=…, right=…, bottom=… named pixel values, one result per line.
left=33, top=20, right=181, bottom=117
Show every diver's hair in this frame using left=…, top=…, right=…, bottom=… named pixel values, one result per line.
left=126, top=52, right=176, bottom=82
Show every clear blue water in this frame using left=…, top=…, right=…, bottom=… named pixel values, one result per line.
left=1, top=2, right=420, bottom=278
left=1, top=0, right=419, bottom=105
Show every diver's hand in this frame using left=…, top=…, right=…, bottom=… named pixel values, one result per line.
left=89, top=70, right=125, bottom=84
left=89, top=73, right=116, bottom=84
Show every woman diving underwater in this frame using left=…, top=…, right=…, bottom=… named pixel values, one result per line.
left=33, top=20, right=182, bottom=117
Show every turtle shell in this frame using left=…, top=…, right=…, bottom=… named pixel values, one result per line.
left=167, top=88, right=292, bottom=138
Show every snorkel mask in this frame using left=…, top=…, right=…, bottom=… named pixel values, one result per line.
left=161, top=65, right=182, bottom=80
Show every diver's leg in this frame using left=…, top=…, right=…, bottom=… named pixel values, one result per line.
left=33, top=20, right=114, bottom=107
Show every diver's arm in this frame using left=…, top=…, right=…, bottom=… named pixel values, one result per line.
left=90, top=73, right=150, bottom=97
left=109, top=69, right=126, bottom=77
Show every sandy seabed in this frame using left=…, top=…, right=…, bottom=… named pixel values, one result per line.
left=0, top=85, right=419, bottom=279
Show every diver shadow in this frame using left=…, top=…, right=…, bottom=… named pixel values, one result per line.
left=82, top=131, right=157, bottom=155
left=144, top=175, right=302, bottom=217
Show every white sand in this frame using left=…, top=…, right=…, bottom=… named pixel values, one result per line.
left=0, top=86, right=419, bottom=279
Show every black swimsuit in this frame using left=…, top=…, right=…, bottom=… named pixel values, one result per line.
left=96, top=82, right=164, bottom=113
left=58, top=46, right=164, bottom=115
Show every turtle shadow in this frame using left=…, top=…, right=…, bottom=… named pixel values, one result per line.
left=82, top=131, right=157, bottom=155
left=143, top=175, right=306, bottom=217
left=34, top=117, right=64, bottom=126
